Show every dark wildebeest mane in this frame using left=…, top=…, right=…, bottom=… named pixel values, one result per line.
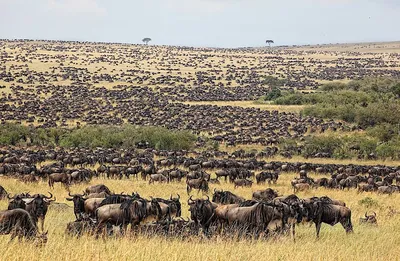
left=239, top=200, right=259, bottom=207
left=98, top=194, right=130, bottom=207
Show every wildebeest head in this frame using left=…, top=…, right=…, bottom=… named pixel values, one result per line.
left=7, top=194, right=26, bottom=210
left=66, top=192, right=87, bottom=220
left=359, top=211, right=377, bottom=225
left=27, top=192, right=55, bottom=219
left=212, top=189, right=224, bottom=203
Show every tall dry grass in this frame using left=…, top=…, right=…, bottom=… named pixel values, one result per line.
left=0, top=172, right=399, bottom=261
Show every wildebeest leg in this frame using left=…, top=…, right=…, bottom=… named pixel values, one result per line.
left=292, top=223, right=296, bottom=241
left=9, top=230, right=18, bottom=243
left=315, top=222, right=322, bottom=238
left=40, top=217, right=45, bottom=233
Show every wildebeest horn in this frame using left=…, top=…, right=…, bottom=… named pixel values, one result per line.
left=170, top=194, right=173, bottom=200
left=43, top=192, right=53, bottom=199
left=373, top=211, right=377, bottom=217
left=205, top=195, right=209, bottom=201
left=214, top=188, right=216, bottom=193
left=68, top=192, right=74, bottom=197
left=188, top=195, right=194, bottom=204
left=7, top=194, right=14, bottom=200
left=365, top=212, right=368, bottom=218
left=177, top=194, right=180, bottom=200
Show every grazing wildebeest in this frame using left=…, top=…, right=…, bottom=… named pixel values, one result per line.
left=0, top=209, right=48, bottom=244
left=66, top=192, right=87, bottom=221
left=233, top=178, right=253, bottom=188
left=212, top=189, right=245, bottom=204
left=186, top=177, right=209, bottom=194
left=85, top=184, right=112, bottom=195
left=359, top=212, right=377, bottom=225
left=48, top=173, right=71, bottom=189
left=305, top=200, right=353, bottom=238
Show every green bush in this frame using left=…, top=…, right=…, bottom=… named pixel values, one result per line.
left=0, top=123, right=197, bottom=150
left=358, top=197, right=379, bottom=208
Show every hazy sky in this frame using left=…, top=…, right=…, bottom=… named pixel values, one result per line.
left=0, top=0, right=399, bottom=47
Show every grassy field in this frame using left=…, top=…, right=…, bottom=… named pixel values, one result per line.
left=0, top=171, right=399, bottom=261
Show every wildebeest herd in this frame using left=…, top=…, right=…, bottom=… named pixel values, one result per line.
left=1, top=145, right=395, bottom=244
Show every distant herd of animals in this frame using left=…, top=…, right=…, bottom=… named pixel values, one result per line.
left=1, top=146, right=395, bottom=245
left=1, top=40, right=399, bottom=149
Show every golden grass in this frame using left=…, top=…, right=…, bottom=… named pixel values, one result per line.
left=0, top=171, right=399, bottom=261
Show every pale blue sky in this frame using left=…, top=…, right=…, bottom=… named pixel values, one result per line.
left=1, top=0, right=399, bottom=47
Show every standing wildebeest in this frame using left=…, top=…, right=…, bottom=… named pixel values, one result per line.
left=306, top=200, right=353, bottom=238
left=85, top=184, right=112, bottom=195
left=66, top=192, right=87, bottom=221
left=212, top=189, right=245, bottom=204
left=48, top=173, right=71, bottom=189
left=186, top=177, right=209, bottom=194
left=0, top=209, right=48, bottom=244
left=224, top=202, right=283, bottom=238
left=188, top=196, right=216, bottom=236
left=25, top=193, right=55, bottom=232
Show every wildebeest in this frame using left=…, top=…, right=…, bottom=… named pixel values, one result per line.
left=66, top=192, right=87, bottom=221
left=154, top=194, right=181, bottom=218
left=305, top=199, right=353, bottom=238
left=48, top=173, right=71, bottom=189
left=293, top=183, right=310, bottom=193
left=256, top=171, right=279, bottom=184
left=85, top=184, right=112, bottom=195
left=186, top=177, right=209, bottom=194
left=0, top=208, right=48, bottom=244
left=233, top=178, right=253, bottom=188
left=65, top=218, right=96, bottom=237
left=25, top=193, right=56, bottom=232
left=188, top=196, right=216, bottom=236
left=148, top=174, right=168, bottom=184
left=252, top=188, right=279, bottom=201
left=224, top=202, right=284, bottom=238
left=212, top=189, right=245, bottom=204
left=359, top=211, right=377, bottom=225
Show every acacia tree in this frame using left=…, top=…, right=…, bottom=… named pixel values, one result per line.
left=142, top=38, right=152, bottom=45
left=266, top=39, right=274, bottom=47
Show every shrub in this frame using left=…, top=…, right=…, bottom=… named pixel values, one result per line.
left=358, top=197, right=379, bottom=208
